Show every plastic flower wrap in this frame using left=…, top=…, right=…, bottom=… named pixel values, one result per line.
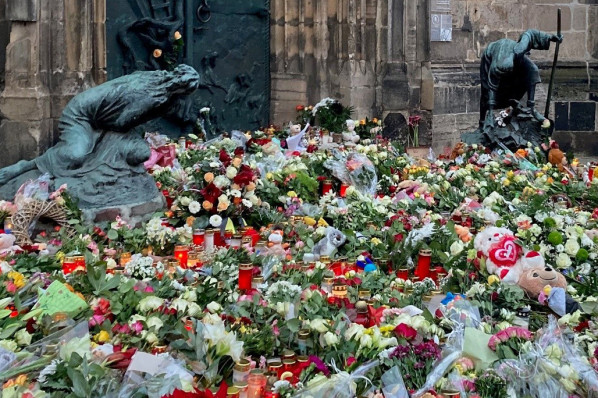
left=324, top=151, right=378, bottom=196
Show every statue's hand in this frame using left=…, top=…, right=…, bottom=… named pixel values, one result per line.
left=552, top=34, right=563, bottom=43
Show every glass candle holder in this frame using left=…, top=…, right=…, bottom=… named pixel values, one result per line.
left=354, top=301, right=370, bottom=326
left=3, top=217, right=13, bottom=234
left=282, top=359, right=296, bottom=374
left=297, top=329, right=310, bottom=355
left=187, top=251, right=199, bottom=269
left=174, top=245, right=189, bottom=268
left=414, top=249, right=432, bottom=280
left=227, top=386, right=240, bottom=398
left=230, top=234, right=243, bottom=249
left=339, top=183, right=349, bottom=197
left=233, top=359, right=251, bottom=384
left=255, top=241, right=267, bottom=255
left=233, top=382, right=248, bottom=398
left=193, top=229, right=205, bottom=247
left=73, top=255, right=86, bottom=272
left=238, top=263, right=253, bottom=290
left=205, top=229, right=215, bottom=251
left=120, top=252, right=132, bottom=267
left=62, top=256, right=77, bottom=275
left=321, top=277, right=334, bottom=295
left=358, top=289, right=371, bottom=301
left=251, top=276, right=264, bottom=290
left=296, top=355, right=309, bottom=374
left=246, top=373, right=267, bottom=398
left=322, top=179, right=333, bottom=196
left=267, top=360, right=283, bottom=379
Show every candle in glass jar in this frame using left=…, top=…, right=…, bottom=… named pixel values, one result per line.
left=73, top=255, right=86, bottom=272
left=205, top=229, right=215, bottom=251
left=339, top=183, right=349, bottom=197
left=296, top=356, right=309, bottom=374
left=246, top=373, right=267, bottom=398
left=251, top=276, right=264, bottom=290
left=62, top=256, right=77, bottom=274
left=267, top=360, right=283, bottom=379
left=233, top=359, right=251, bottom=384
left=415, top=249, right=432, bottom=280
left=193, top=229, right=205, bottom=247
left=322, top=179, right=333, bottom=195
left=234, top=382, right=248, bottom=398
left=297, top=329, right=310, bottom=355
left=3, top=217, right=13, bottom=234
left=120, top=252, right=132, bottom=267
left=187, top=251, right=199, bottom=269
left=396, top=268, right=409, bottom=280
left=174, top=245, right=189, bottom=268
left=238, top=263, right=253, bottom=290
left=230, top=234, right=243, bottom=249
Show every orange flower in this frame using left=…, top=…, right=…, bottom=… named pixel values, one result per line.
left=173, top=31, right=182, bottom=40
left=202, top=201, right=213, bottom=210
left=360, top=119, right=366, bottom=125
left=232, top=157, right=242, bottom=168
left=186, top=216, right=195, bottom=226
left=547, top=177, right=554, bottom=184
left=204, top=172, right=214, bottom=183
left=233, top=197, right=242, bottom=205
left=246, top=182, right=256, bottom=191
left=372, top=118, right=378, bottom=124
left=516, top=148, right=528, bottom=158
left=153, top=49, right=163, bottom=58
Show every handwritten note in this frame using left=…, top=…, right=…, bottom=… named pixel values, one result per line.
left=37, top=281, right=88, bottom=317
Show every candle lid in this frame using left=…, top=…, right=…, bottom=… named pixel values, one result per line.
left=233, top=381, right=248, bottom=389
left=298, top=329, right=311, bottom=338
left=234, top=359, right=251, bottom=372
left=282, top=359, right=296, bottom=365
left=419, top=248, right=432, bottom=256
left=356, top=301, right=368, bottom=313
left=227, top=386, right=240, bottom=395
left=239, top=263, right=253, bottom=271
left=297, top=355, right=309, bottom=363
left=174, top=245, right=189, bottom=251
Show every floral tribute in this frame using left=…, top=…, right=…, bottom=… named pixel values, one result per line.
left=0, top=101, right=598, bottom=398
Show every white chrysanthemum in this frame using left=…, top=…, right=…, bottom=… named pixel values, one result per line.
left=188, top=200, right=201, bottom=214
left=209, top=215, right=223, bottom=227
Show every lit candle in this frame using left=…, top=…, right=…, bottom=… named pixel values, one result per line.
left=120, top=252, right=132, bottom=267
left=174, top=245, right=189, bottom=268
left=246, top=373, right=267, bottom=398
left=193, top=229, right=205, bottom=247
left=73, top=255, right=86, bottom=272
left=340, top=183, right=349, bottom=197
left=322, top=179, right=333, bottom=195
left=238, top=263, right=253, bottom=290
left=3, top=217, right=13, bottom=234
left=415, top=249, right=432, bottom=280
left=62, top=256, right=77, bottom=275
left=187, top=251, right=198, bottom=269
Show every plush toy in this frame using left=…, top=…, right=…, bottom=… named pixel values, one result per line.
left=517, top=265, right=581, bottom=316
left=473, top=227, right=544, bottom=284
left=450, top=143, right=466, bottom=160
left=342, top=120, right=360, bottom=145
left=265, top=231, right=287, bottom=259
left=286, top=123, right=309, bottom=152
left=303, top=227, right=347, bottom=262
left=0, top=234, right=21, bottom=257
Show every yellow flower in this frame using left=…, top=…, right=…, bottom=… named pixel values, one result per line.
left=507, top=171, right=515, bottom=179
left=266, top=172, right=273, bottom=180
left=371, top=237, right=383, bottom=246
left=8, top=271, right=25, bottom=289
left=15, top=374, right=27, bottom=386
left=173, top=31, right=182, bottom=40
left=414, top=192, right=420, bottom=198
left=317, top=218, right=329, bottom=227
left=503, top=179, right=510, bottom=187
left=56, top=251, right=65, bottom=262
left=303, top=217, right=316, bottom=227
left=153, top=49, right=163, bottom=58
left=360, top=119, right=366, bottom=126
left=94, top=330, right=110, bottom=343
left=487, top=275, right=500, bottom=286
left=287, top=191, right=298, bottom=198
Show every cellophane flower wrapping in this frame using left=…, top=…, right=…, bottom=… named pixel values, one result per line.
left=292, top=359, right=378, bottom=398
left=14, top=173, right=52, bottom=208
left=380, top=365, right=409, bottom=398
left=324, top=151, right=378, bottom=196
left=496, top=316, right=598, bottom=398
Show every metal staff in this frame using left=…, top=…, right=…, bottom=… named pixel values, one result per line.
left=544, top=8, right=562, bottom=120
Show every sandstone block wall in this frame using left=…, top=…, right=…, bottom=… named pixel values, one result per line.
left=430, top=0, right=598, bottom=156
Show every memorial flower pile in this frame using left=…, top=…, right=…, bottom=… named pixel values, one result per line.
left=1, top=105, right=598, bottom=397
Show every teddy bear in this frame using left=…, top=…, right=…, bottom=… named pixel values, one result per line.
left=265, top=231, right=287, bottom=259
left=473, top=227, right=544, bottom=284
left=303, top=227, right=347, bottom=262
left=517, top=264, right=581, bottom=316
left=342, top=120, right=360, bottom=146
left=286, top=123, right=309, bottom=152
left=0, top=234, right=21, bottom=257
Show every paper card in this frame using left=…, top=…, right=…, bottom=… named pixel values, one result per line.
left=128, top=351, right=167, bottom=375
left=37, top=281, right=89, bottom=317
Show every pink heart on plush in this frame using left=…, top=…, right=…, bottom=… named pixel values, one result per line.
left=489, top=236, right=521, bottom=268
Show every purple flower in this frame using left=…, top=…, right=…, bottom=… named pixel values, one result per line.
left=309, top=355, right=330, bottom=377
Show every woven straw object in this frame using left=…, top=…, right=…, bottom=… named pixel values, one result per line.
left=12, top=199, right=76, bottom=246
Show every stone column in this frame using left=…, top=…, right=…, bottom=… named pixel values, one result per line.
left=0, top=0, right=102, bottom=168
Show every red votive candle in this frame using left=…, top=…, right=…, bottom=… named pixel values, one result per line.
left=415, top=249, right=432, bottom=280
left=322, top=179, right=333, bottom=195
left=238, top=263, right=253, bottom=290
left=162, top=190, right=174, bottom=209
left=62, top=256, right=77, bottom=274
left=193, top=229, right=205, bottom=247
left=396, top=268, right=409, bottom=280
left=174, top=245, right=189, bottom=268
left=340, top=183, right=349, bottom=197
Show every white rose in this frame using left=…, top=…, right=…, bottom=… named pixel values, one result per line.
left=359, top=334, right=373, bottom=348
left=323, top=331, right=339, bottom=346
left=206, top=301, right=222, bottom=313
left=226, top=167, right=238, bottom=179
left=309, top=318, right=329, bottom=333
left=146, top=316, right=164, bottom=331
left=145, top=332, right=159, bottom=345
left=171, top=298, right=189, bottom=313
left=187, top=303, right=202, bottom=318
left=15, top=329, right=32, bottom=346
left=564, top=239, right=580, bottom=256
left=179, top=196, right=192, bottom=206
left=450, top=241, right=464, bottom=256
left=555, top=253, right=572, bottom=269
left=138, top=296, right=164, bottom=312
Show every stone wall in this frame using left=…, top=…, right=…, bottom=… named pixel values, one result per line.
left=430, top=0, right=598, bottom=156
left=269, top=0, right=434, bottom=145
left=0, top=0, right=104, bottom=168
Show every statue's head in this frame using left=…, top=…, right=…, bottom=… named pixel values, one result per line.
left=169, top=65, right=200, bottom=94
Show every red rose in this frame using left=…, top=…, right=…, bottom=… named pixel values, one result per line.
left=219, top=148, right=232, bottom=167
left=234, top=147, right=244, bottom=156
left=296, top=105, right=305, bottom=111
left=394, top=323, right=418, bottom=340
left=394, top=233, right=404, bottom=243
